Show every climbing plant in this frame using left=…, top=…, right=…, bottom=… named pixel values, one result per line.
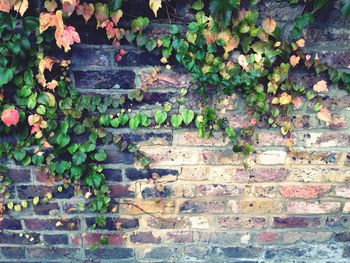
left=0, top=0, right=350, bottom=230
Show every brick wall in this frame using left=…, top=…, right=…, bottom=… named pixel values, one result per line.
left=1, top=1, right=350, bottom=262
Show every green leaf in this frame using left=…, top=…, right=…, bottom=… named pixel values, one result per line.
left=73, top=152, right=87, bottom=166
left=13, top=149, right=26, bottom=161
left=169, top=25, right=179, bottom=34
left=154, top=110, right=167, bottom=125
left=94, top=150, right=107, bottom=162
left=192, top=0, right=204, bottom=10
left=0, top=67, right=14, bottom=87
left=170, top=114, right=183, bottom=128
left=145, top=39, right=157, bottom=51
left=181, top=109, right=195, bottom=125
left=110, top=118, right=120, bottom=128
left=109, top=0, right=122, bottom=11
left=37, top=92, right=56, bottom=107
left=129, top=117, right=140, bottom=130
left=225, top=127, right=236, bottom=140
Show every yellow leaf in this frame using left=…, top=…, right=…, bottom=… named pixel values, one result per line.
left=262, top=18, right=276, bottom=35
left=7, top=201, right=14, bottom=210
left=279, top=92, right=292, bottom=105
left=317, top=108, right=333, bottom=124
left=238, top=54, right=248, bottom=70
left=289, top=55, right=300, bottom=67
left=149, top=0, right=162, bottom=17
left=218, top=30, right=239, bottom=55
left=313, top=80, right=328, bottom=93
left=21, top=200, right=28, bottom=208
left=44, top=0, right=57, bottom=12
left=13, top=0, right=28, bottom=16
left=14, top=204, right=21, bottom=212
left=33, top=196, right=39, bottom=205
left=271, top=97, right=279, bottom=104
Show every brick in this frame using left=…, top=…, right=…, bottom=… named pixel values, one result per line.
left=120, top=200, right=175, bottom=214
left=43, top=234, right=69, bottom=245
left=109, top=184, right=134, bottom=198
left=85, top=247, right=133, bottom=260
left=200, top=149, right=245, bottom=165
left=343, top=202, right=350, bottom=213
left=141, top=70, right=191, bottom=89
left=33, top=202, right=60, bottom=215
left=82, top=233, right=124, bottom=246
left=136, top=246, right=181, bottom=261
left=25, top=218, right=78, bottom=231
left=281, top=231, right=332, bottom=244
left=146, top=216, right=190, bottom=229
left=273, top=217, right=321, bottom=228
left=253, top=131, right=296, bottom=147
left=258, top=0, right=302, bottom=21
left=287, top=201, right=341, bottom=214
left=279, top=185, right=331, bottom=198
left=256, top=150, right=287, bottom=165
left=34, top=169, right=59, bottom=185
left=124, top=131, right=173, bottom=146
left=197, top=184, right=245, bottom=196
left=179, top=200, right=224, bottom=213
left=325, top=216, right=350, bottom=229
left=179, top=166, right=208, bottom=181
left=17, top=185, right=74, bottom=199
left=129, top=231, right=160, bottom=244
left=74, top=70, right=135, bottom=89
left=125, top=168, right=179, bottom=181
left=224, top=114, right=251, bottom=128
left=254, top=185, right=277, bottom=198
left=301, top=132, right=350, bottom=147
left=196, top=231, right=244, bottom=244
left=141, top=184, right=173, bottom=199
left=212, top=246, right=263, bottom=259
left=0, top=232, right=40, bottom=244
left=207, top=166, right=235, bottom=181
left=86, top=217, right=139, bottom=230
left=265, top=247, right=307, bottom=259
left=235, top=168, right=288, bottom=182
left=190, top=216, right=210, bottom=229
left=1, top=247, right=26, bottom=259
left=335, top=186, right=350, bottom=198
left=286, top=151, right=339, bottom=165
left=255, top=231, right=280, bottom=243
left=173, top=130, right=228, bottom=146
left=28, top=247, right=79, bottom=259
left=104, top=168, right=122, bottom=182
left=165, top=231, right=193, bottom=243
left=5, top=169, right=31, bottom=183
left=140, top=146, right=198, bottom=165
left=334, top=232, right=350, bottom=242
left=184, top=245, right=209, bottom=261
left=105, top=149, right=134, bottom=164
left=0, top=218, right=22, bottom=230
left=238, top=200, right=283, bottom=213
left=71, top=46, right=111, bottom=68
left=217, top=217, right=267, bottom=229
left=115, top=49, right=161, bottom=67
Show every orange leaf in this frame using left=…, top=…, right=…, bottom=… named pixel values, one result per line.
left=61, top=0, right=78, bottom=16
left=296, top=38, right=305, bottom=48
left=0, top=0, right=15, bottom=13
left=39, top=12, right=57, bottom=33
left=313, top=80, right=328, bottom=93
left=218, top=30, right=239, bottom=55
left=292, top=96, right=303, bottom=109
left=1, top=108, right=19, bottom=127
left=46, top=80, right=58, bottom=90
left=56, top=25, right=81, bottom=52
left=76, top=2, right=94, bottom=23
left=317, top=108, right=333, bottom=124
left=95, top=3, right=109, bottom=28
left=262, top=18, right=276, bottom=35
left=289, top=55, right=300, bottom=67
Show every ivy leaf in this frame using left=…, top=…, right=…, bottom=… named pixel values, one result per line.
left=149, top=0, right=162, bottom=17
left=154, top=110, right=167, bottom=125
left=13, top=0, right=29, bottom=16
left=44, top=0, right=57, bottom=12
left=279, top=92, right=292, bottom=105
left=0, top=0, right=13, bottom=12
left=145, top=39, right=157, bottom=52
left=129, top=117, right=140, bottom=130
left=170, top=114, right=183, bottom=128
left=181, top=109, right=194, bottom=125
left=1, top=108, right=19, bottom=127
left=109, top=0, right=122, bottom=12
left=289, top=55, right=300, bottom=67
left=0, top=67, right=14, bottom=87
left=94, top=150, right=107, bottom=162
left=38, top=92, right=56, bottom=107
left=313, top=80, right=328, bottom=93
left=33, top=196, right=39, bottom=205
left=76, top=3, right=95, bottom=23
left=73, top=152, right=87, bottom=166
left=262, top=18, right=276, bottom=35
left=317, top=108, right=333, bottom=124
left=192, top=0, right=204, bottom=10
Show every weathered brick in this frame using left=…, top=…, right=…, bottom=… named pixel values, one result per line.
left=104, top=149, right=134, bottom=164
left=136, top=246, right=181, bottom=261
left=301, top=132, right=350, bottom=148
left=0, top=232, right=40, bottom=244
left=253, top=131, right=296, bottom=147
left=217, top=217, right=267, bottom=229
left=82, top=233, right=124, bottom=246
left=234, top=168, right=288, bottom=182
left=17, top=185, right=74, bottom=199
left=28, top=247, right=80, bottom=259
left=85, top=247, right=133, bottom=260
left=141, top=70, right=192, bottom=89
left=104, top=168, right=122, bottom=182
left=255, top=231, right=280, bottom=244
left=212, top=246, right=263, bottom=259
left=281, top=231, right=333, bottom=244
left=265, top=247, right=307, bottom=259
left=189, top=216, right=211, bottom=229
left=254, top=185, right=277, bottom=198
left=207, top=166, right=235, bottom=181
left=279, top=185, right=331, bottom=198
left=43, top=234, right=69, bottom=245
left=125, top=168, right=178, bottom=181
left=25, top=218, right=78, bottom=231
left=335, top=186, right=350, bottom=198
left=120, top=200, right=175, bottom=214
left=287, top=201, right=341, bottom=214
left=334, top=232, right=350, bottom=242
left=146, top=216, right=190, bottom=229
left=196, top=231, right=245, bottom=244
left=238, top=200, right=283, bottom=213
left=343, top=202, right=350, bottom=213
left=33, top=202, right=60, bottom=215
left=74, top=70, right=135, bottom=89
left=86, top=217, right=139, bottom=230
left=179, top=166, right=208, bottom=181
left=184, top=245, right=210, bottom=261
left=109, top=184, right=134, bottom=198
left=197, top=184, right=245, bottom=196
left=140, top=146, right=198, bottom=165
left=71, top=46, right=111, bottom=68
left=256, top=150, right=287, bottom=165
left=1, top=247, right=26, bottom=259
left=5, top=168, right=31, bottom=183
left=129, top=231, right=161, bottom=244
left=179, top=200, right=224, bottom=213
left=34, top=168, right=59, bottom=185
left=273, top=217, right=321, bottom=228
left=115, top=49, right=161, bottom=67
left=141, top=184, right=173, bottom=199
left=325, top=216, right=350, bottom=229
left=200, top=149, right=245, bottom=165
left=123, top=131, right=172, bottom=146
left=173, top=130, right=228, bottom=146
left=0, top=218, right=22, bottom=230
left=165, top=231, right=193, bottom=243
left=286, top=151, right=339, bottom=165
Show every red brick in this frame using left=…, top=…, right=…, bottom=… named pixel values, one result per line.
left=279, top=185, right=331, bottom=198
left=34, top=169, right=58, bottom=185
left=82, top=233, right=124, bottom=246
left=217, top=217, right=267, bottom=229
left=25, top=219, right=78, bottom=231
left=287, top=201, right=341, bottom=214
left=255, top=231, right=280, bottom=243
left=273, top=217, right=321, bottom=228
left=109, top=184, right=134, bottom=198
left=234, top=168, right=288, bottom=182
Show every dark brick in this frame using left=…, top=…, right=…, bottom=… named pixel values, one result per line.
left=265, top=247, right=307, bottom=259
left=85, top=248, right=133, bottom=260
left=71, top=46, right=111, bottom=68
left=105, top=149, right=134, bottom=164
left=109, top=184, right=134, bottom=198
left=104, top=169, right=122, bottom=182
left=273, top=217, right=321, bottom=228
left=74, top=70, right=135, bottom=89
left=33, top=202, right=60, bottom=215
left=142, top=185, right=172, bottom=199
left=212, top=247, right=263, bottom=259
left=123, top=92, right=173, bottom=109
left=335, top=232, right=350, bottom=242
left=1, top=247, right=26, bottom=259
left=343, top=246, right=350, bottom=258
left=325, top=216, right=350, bottom=228
left=165, top=231, right=193, bottom=243
left=25, top=218, right=78, bottom=231
left=5, top=169, right=31, bottom=183
left=121, top=132, right=173, bottom=145
left=16, top=185, right=74, bottom=199
left=130, top=231, right=161, bottom=244
left=86, top=217, right=139, bottom=230
left=0, top=232, right=40, bottom=245
left=0, top=218, right=22, bottom=230
left=125, top=168, right=178, bottom=181
left=43, top=234, right=69, bottom=245
left=27, top=247, right=79, bottom=259
left=115, top=49, right=161, bottom=67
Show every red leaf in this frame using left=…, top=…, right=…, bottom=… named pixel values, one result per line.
left=1, top=108, right=19, bottom=127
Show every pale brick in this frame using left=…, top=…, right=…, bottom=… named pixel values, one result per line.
left=279, top=185, right=331, bottom=198
left=189, top=216, right=210, bottom=229
left=286, top=151, right=339, bottom=165
left=227, top=200, right=239, bottom=213
left=253, top=131, right=296, bottom=147
left=235, top=168, right=288, bottom=182
left=343, top=202, right=350, bottom=213
left=208, top=166, right=236, bottom=181
left=256, top=150, right=287, bottom=165
left=217, top=217, right=267, bottom=229
left=173, top=131, right=228, bottom=146
left=255, top=185, right=277, bottom=198
left=334, top=186, right=350, bottom=198
left=141, top=71, right=191, bottom=89
left=197, top=184, right=245, bottom=197
left=301, top=132, right=350, bottom=148
left=281, top=231, right=333, bottom=244
left=238, top=200, right=283, bottom=213
left=140, top=146, right=198, bottom=165
left=120, top=200, right=175, bottom=214
left=287, top=201, right=341, bottom=214
left=200, top=149, right=246, bottom=165
left=179, top=166, right=208, bottom=181
left=255, top=231, right=280, bottom=244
